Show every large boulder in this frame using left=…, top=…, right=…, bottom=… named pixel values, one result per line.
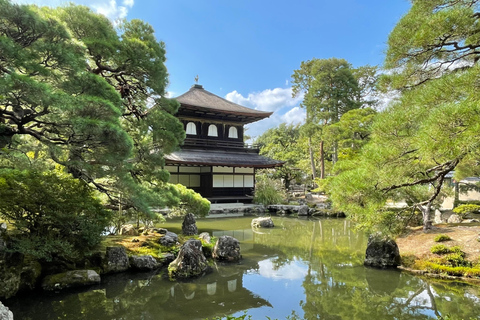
left=212, top=236, right=242, bottom=262
left=41, top=270, right=101, bottom=291
left=129, top=255, right=159, bottom=271
left=182, top=213, right=198, bottom=236
left=159, top=231, right=178, bottom=247
left=119, top=224, right=138, bottom=236
left=0, top=300, right=13, bottom=320
left=106, top=247, right=129, bottom=273
left=448, top=214, right=462, bottom=224
left=0, top=255, right=41, bottom=299
left=298, top=205, right=309, bottom=216
left=251, top=217, right=274, bottom=228
left=168, top=239, right=209, bottom=279
left=364, top=235, right=401, bottom=268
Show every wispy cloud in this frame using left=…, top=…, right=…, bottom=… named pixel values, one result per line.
left=11, top=0, right=134, bottom=22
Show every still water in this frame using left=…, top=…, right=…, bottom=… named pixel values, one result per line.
left=6, top=216, right=480, bottom=320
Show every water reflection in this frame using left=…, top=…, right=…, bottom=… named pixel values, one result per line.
left=5, top=217, right=480, bottom=320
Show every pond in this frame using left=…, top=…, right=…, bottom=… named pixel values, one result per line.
left=5, top=216, right=480, bottom=320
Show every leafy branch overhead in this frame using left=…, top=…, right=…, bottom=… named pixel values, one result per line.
left=327, top=0, right=480, bottom=233
left=0, top=1, right=190, bottom=215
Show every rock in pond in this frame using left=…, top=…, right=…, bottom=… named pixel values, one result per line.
left=0, top=300, right=13, bottom=320
left=182, top=213, right=198, bottom=236
left=251, top=217, right=274, bottom=228
left=106, top=247, right=129, bottom=273
left=298, top=205, right=309, bottom=216
left=213, top=235, right=242, bottom=262
left=168, top=239, right=208, bottom=279
left=364, top=235, right=401, bottom=268
left=42, top=270, right=100, bottom=291
left=159, top=231, right=179, bottom=247
left=129, top=255, right=159, bottom=271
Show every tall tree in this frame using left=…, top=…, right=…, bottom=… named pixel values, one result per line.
left=0, top=1, right=189, bottom=217
left=328, top=0, right=480, bottom=232
left=292, top=58, right=361, bottom=178
left=256, top=123, right=305, bottom=189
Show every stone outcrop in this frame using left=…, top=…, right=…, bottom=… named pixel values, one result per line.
left=212, top=236, right=242, bottom=262
left=129, top=255, right=159, bottom=271
left=364, top=235, right=401, bottom=268
left=0, top=256, right=41, bottom=299
left=106, top=247, right=129, bottom=273
left=298, top=205, right=309, bottom=216
left=168, top=239, right=208, bottom=279
left=0, top=300, right=13, bottom=320
left=159, top=253, right=176, bottom=266
left=251, top=217, right=274, bottom=228
left=182, top=213, right=198, bottom=236
left=448, top=214, right=462, bottom=224
left=159, top=231, right=178, bottom=247
left=267, top=205, right=308, bottom=215
left=119, top=224, right=138, bottom=236
left=41, top=270, right=101, bottom=291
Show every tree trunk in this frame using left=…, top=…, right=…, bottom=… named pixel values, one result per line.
left=419, top=202, right=433, bottom=230
left=332, top=140, right=338, bottom=165
left=308, top=137, right=317, bottom=179
left=454, top=181, right=459, bottom=208
left=320, top=140, right=325, bottom=179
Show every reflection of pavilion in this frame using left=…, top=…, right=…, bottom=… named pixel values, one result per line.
left=167, top=267, right=271, bottom=319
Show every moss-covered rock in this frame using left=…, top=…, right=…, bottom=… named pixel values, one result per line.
left=41, top=270, right=101, bottom=291
left=212, top=235, right=242, bottom=262
left=168, top=240, right=209, bottom=280
left=0, top=254, right=41, bottom=299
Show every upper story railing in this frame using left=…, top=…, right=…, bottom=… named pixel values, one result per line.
left=183, top=137, right=259, bottom=152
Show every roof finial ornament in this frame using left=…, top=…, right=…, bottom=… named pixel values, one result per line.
left=194, top=75, right=199, bottom=84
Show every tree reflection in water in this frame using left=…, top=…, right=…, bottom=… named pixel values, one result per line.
left=5, top=217, right=480, bottom=320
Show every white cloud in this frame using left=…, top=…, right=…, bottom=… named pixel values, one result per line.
left=281, top=106, right=305, bottom=124
left=11, top=0, right=134, bottom=22
left=91, top=0, right=132, bottom=21
left=225, top=87, right=303, bottom=112
left=257, top=258, right=308, bottom=280
left=227, top=87, right=304, bottom=140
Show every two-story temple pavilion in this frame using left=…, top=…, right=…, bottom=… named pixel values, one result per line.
left=164, top=84, right=283, bottom=203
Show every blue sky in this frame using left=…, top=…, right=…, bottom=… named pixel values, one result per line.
left=14, top=0, right=411, bottom=138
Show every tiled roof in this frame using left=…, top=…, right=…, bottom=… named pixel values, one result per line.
left=175, top=85, right=272, bottom=118
left=165, top=149, right=284, bottom=168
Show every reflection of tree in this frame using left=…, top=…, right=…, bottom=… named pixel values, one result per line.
left=251, top=217, right=480, bottom=319
left=7, top=217, right=480, bottom=319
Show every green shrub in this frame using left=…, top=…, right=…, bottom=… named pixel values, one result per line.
left=423, top=261, right=480, bottom=278
left=453, top=204, right=480, bottom=218
left=170, top=184, right=211, bottom=217
left=445, top=252, right=469, bottom=267
left=430, top=244, right=463, bottom=255
left=0, top=169, right=112, bottom=262
left=434, top=234, right=452, bottom=242
left=253, top=176, right=286, bottom=206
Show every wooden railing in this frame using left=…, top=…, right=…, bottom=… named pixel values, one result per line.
left=183, top=138, right=259, bottom=151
